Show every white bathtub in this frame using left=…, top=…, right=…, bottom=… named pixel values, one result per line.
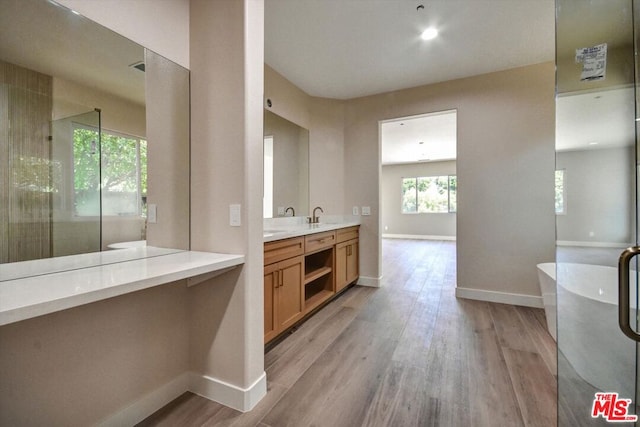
left=537, top=262, right=637, bottom=397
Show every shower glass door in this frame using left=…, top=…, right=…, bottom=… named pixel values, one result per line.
left=51, top=109, right=101, bottom=257
left=556, top=0, right=640, bottom=424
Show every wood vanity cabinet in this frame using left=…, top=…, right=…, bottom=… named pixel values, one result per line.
left=264, top=238, right=305, bottom=343
left=335, top=226, right=360, bottom=293
left=264, top=226, right=359, bottom=344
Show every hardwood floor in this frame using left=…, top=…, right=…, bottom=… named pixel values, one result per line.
left=138, top=239, right=558, bottom=427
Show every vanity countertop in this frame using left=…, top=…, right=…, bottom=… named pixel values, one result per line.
left=263, top=221, right=361, bottom=243
left=0, top=250, right=244, bottom=326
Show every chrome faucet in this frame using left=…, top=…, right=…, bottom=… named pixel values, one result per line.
left=312, top=206, right=323, bottom=224
left=285, top=206, right=295, bottom=217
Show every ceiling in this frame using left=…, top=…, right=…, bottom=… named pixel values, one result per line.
left=381, top=110, right=456, bottom=165
left=265, top=0, right=556, bottom=100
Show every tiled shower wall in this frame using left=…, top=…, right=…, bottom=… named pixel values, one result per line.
left=1, top=61, right=53, bottom=263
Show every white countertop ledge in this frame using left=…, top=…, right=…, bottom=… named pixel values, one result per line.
left=263, top=221, right=361, bottom=242
left=0, top=251, right=244, bottom=327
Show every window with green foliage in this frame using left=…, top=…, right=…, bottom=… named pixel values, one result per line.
left=73, top=125, right=147, bottom=217
left=402, top=175, right=457, bottom=214
left=555, top=169, right=565, bottom=214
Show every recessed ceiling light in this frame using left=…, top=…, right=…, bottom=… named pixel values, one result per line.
left=589, top=142, right=599, bottom=146
left=421, top=27, right=438, bottom=41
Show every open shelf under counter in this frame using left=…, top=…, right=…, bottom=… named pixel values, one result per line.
left=304, top=266, right=332, bottom=284
left=0, top=249, right=244, bottom=326
left=304, top=288, right=334, bottom=313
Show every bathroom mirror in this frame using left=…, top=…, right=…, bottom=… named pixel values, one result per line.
left=0, top=0, right=190, bottom=279
left=263, top=110, right=309, bottom=218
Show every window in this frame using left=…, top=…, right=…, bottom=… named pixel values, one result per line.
left=402, top=175, right=457, bottom=214
left=263, top=135, right=274, bottom=218
left=555, top=169, right=565, bottom=214
left=73, top=125, right=147, bottom=217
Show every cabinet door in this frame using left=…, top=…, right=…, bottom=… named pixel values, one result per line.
left=335, top=241, right=349, bottom=292
left=346, top=240, right=359, bottom=284
left=277, top=255, right=305, bottom=331
left=264, top=263, right=279, bottom=343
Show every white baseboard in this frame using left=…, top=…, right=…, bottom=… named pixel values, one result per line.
left=189, top=371, right=267, bottom=413
left=383, top=234, right=456, bottom=241
left=556, top=240, right=632, bottom=249
left=455, top=287, right=543, bottom=309
left=101, top=370, right=267, bottom=424
left=99, top=372, right=190, bottom=427
left=357, top=276, right=381, bottom=287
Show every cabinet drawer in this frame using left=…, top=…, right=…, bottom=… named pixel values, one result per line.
left=336, top=226, right=359, bottom=243
left=305, top=231, right=336, bottom=254
left=264, top=237, right=304, bottom=265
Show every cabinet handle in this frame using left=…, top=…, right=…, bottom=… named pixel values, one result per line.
left=274, top=270, right=279, bottom=289
left=279, top=269, right=284, bottom=288
left=348, top=245, right=352, bottom=256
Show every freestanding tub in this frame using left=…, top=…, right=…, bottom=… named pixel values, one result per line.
left=537, top=262, right=636, bottom=397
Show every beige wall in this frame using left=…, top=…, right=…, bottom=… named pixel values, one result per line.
left=381, top=161, right=457, bottom=237
left=0, top=281, right=190, bottom=426
left=344, top=62, right=556, bottom=295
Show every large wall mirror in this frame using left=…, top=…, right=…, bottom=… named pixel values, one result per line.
left=0, top=0, right=190, bottom=279
left=263, top=110, right=309, bottom=218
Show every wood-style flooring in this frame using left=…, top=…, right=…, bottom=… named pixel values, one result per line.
left=138, top=239, right=558, bottom=427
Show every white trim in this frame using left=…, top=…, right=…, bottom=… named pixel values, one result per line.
left=455, top=287, right=543, bottom=308
left=98, top=372, right=190, bottom=427
left=556, top=240, right=632, bottom=249
left=189, top=371, right=267, bottom=413
left=357, top=276, right=382, bottom=287
left=382, top=234, right=456, bottom=241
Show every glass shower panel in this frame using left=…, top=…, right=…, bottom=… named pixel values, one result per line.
left=556, top=0, right=638, bottom=424
left=51, top=110, right=101, bottom=257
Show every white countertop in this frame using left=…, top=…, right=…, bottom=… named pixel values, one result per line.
left=263, top=221, right=360, bottom=242
left=0, top=250, right=244, bottom=326
left=0, top=246, right=183, bottom=282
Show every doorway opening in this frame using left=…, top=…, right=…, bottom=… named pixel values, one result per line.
left=379, top=109, right=457, bottom=243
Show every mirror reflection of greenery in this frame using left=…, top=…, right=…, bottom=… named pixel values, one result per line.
left=402, top=175, right=456, bottom=213
left=73, top=127, right=147, bottom=216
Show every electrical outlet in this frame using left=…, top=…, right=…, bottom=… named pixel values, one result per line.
left=148, top=204, right=157, bottom=223
left=362, top=206, right=371, bottom=216
left=277, top=207, right=285, bottom=216
left=352, top=206, right=359, bottom=216
left=230, top=204, right=241, bottom=226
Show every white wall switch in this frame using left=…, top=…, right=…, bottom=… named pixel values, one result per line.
left=277, top=206, right=285, bottom=216
left=362, top=206, right=371, bottom=216
left=230, top=204, right=241, bottom=226
left=148, top=204, right=157, bottom=223
left=352, top=206, right=359, bottom=216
